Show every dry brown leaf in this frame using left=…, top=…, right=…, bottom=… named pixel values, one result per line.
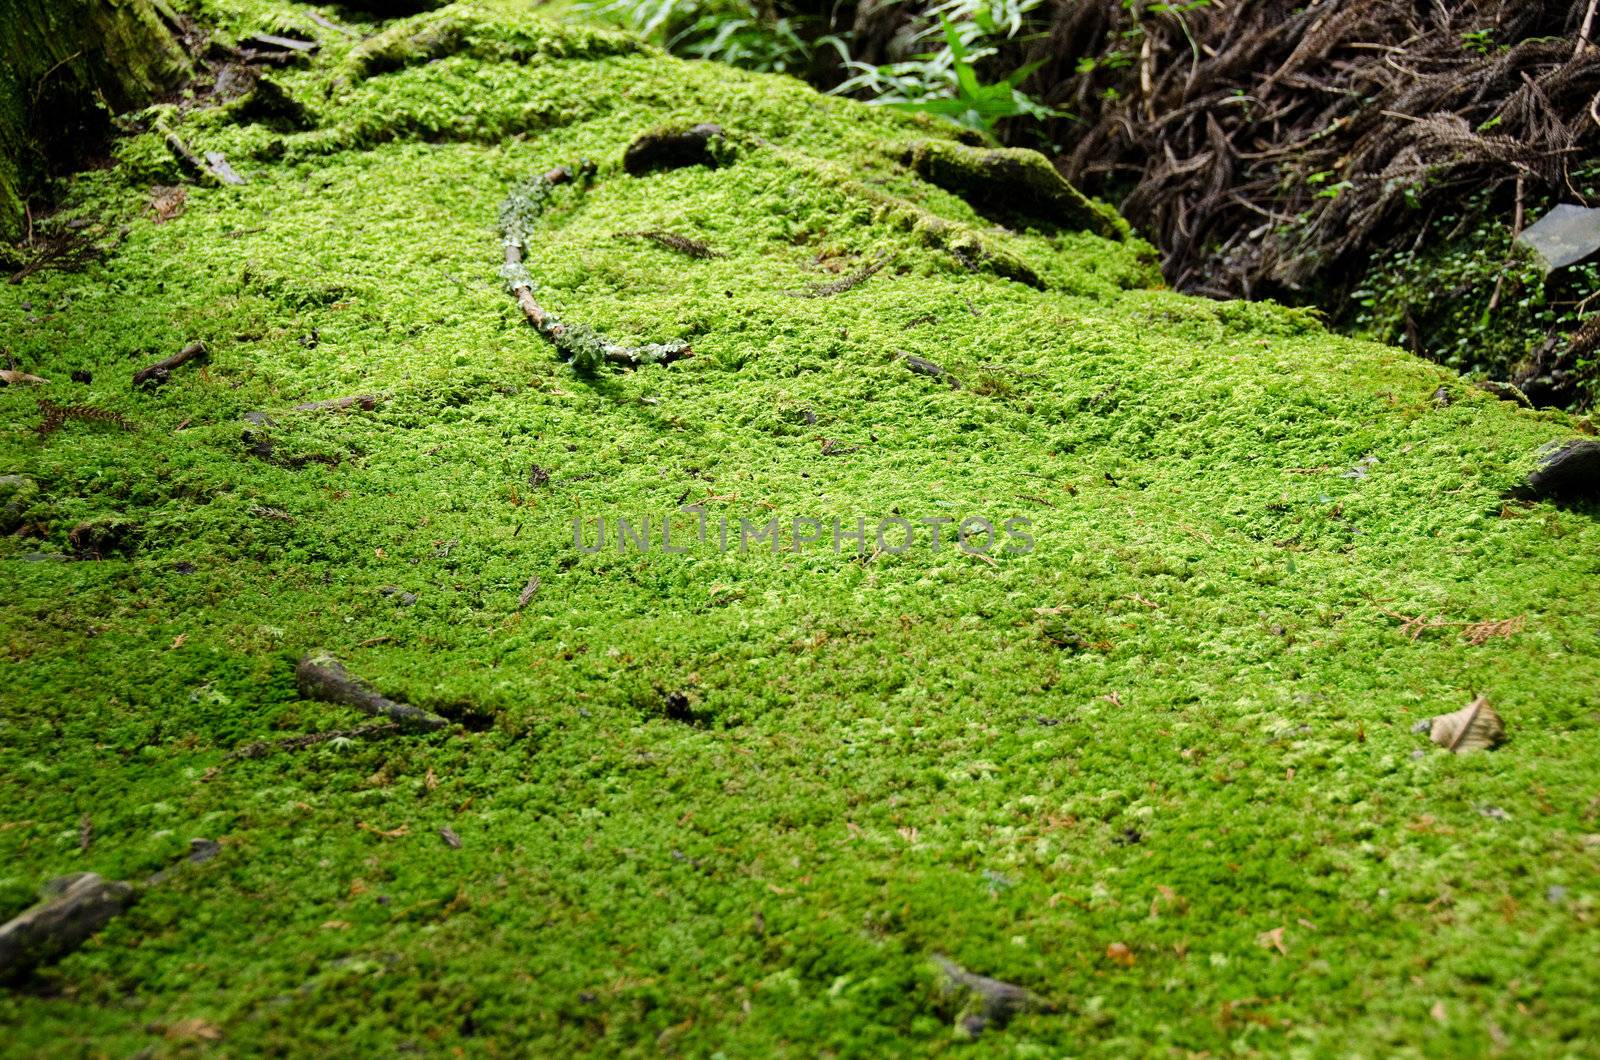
left=356, top=821, right=409, bottom=838
left=1427, top=695, right=1505, bottom=753
left=165, top=1018, right=222, bottom=1041
left=0, top=370, right=47, bottom=386
left=1105, top=941, right=1136, bottom=967
left=149, top=185, right=187, bottom=223
left=1256, top=926, right=1288, bottom=955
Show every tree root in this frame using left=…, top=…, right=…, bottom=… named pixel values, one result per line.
left=899, top=140, right=1124, bottom=240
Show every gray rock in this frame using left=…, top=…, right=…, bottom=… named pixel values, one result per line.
left=933, top=955, right=1054, bottom=1037
left=1517, top=204, right=1600, bottom=272
left=1522, top=439, right=1600, bottom=501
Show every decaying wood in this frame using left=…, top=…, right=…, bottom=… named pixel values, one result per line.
left=296, top=651, right=449, bottom=731
left=133, top=341, right=207, bottom=388
left=1521, top=438, right=1600, bottom=501
left=0, top=873, right=136, bottom=981
left=901, top=353, right=960, bottom=388
left=0, top=370, right=47, bottom=386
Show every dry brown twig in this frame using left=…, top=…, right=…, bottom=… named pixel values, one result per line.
left=1379, top=608, right=1527, bottom=644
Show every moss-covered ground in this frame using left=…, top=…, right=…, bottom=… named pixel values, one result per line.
left=3, top=2, right=1599, bottom=1054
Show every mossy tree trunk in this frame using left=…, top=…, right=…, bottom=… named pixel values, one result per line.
left=0, top=0, right=191, bottom=241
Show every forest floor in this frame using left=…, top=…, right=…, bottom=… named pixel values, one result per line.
left=2, top=2, right=1599, bottom=1055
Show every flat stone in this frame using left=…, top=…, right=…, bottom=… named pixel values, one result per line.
left=1517, top=204, right=1600, bottom=272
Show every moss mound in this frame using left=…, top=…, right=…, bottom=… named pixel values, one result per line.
left=1, top=2, right=1598, bottom=1054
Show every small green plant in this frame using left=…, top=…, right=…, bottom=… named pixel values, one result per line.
left=574, top=0, right=816, bottom=74
left=1343, top=166, right=1600, bottom=407
left=832, top=9, right=1057, bottom=142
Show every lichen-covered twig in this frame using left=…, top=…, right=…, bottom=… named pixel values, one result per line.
left=296, top=651, right=449, bottom=731
left=499, top=164, right=692, bottom=372
left=133, top=341, right=207, bottom=388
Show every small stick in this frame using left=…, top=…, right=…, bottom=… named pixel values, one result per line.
left=293, top=394, right=381, bottom=412
left=296, top=651, right=449, bottom=731
left=308, top=10, right=357, bottom=37
left=203, top=152, right=248, bottom=186
left=133, top=341, right=207, bottom=388
left=1579, top=0, right=1598, bottom=58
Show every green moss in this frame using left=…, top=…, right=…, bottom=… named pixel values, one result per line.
left=1, top=3, right=1598, bottom=1056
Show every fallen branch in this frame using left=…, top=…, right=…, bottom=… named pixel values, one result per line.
left=133, top=341, right=207, bottom=388
left=613, top=229, right=723, bottom=259
left=203, top=152, right=247, bottom=186
left=296, top=651, right=449, bottom=731
left=156, top=122, right=242, bottom=186
left=500, top=164, right=692, bottom=372
left=0, top=874, right=135, bottom=982
left=785, top=251, right=890, bottom=298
